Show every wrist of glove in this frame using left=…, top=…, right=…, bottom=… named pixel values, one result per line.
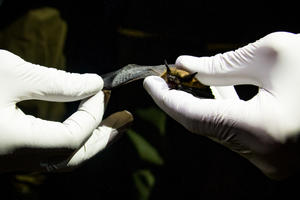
left=0, top=50, right=133, bottom=172
left=144, top=32, right=300, bottom=180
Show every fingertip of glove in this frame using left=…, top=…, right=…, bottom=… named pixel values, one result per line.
left=175, top=55, right=188, bottom=66
left=84, top=73, right=104, bottom=92
left=144, top=75, right=163, bottom=83
left=175, top=55, right=196, bottom=67
left=143, top=76, right=168, bottom=91
left=175, top=55, right=203, bottom=73
left=76, top=90, right=105, bottom=124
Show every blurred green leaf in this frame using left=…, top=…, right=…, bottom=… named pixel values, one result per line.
left=133, top=169, right=155, bottom=200
left=127, top=129, right=164, bottom=165
left=0, top=7, right=67, bottom=122
left=136, top=107, right=166, bottom=136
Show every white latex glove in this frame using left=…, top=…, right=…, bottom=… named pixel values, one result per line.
left=144, top=32, right=300, bottom=180
left=0, top=50, right=133, bottom=172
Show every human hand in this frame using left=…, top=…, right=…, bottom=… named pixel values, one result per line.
left=0, top=50, right=133, bottom=172
left=144, top=32, right=300, bottom=179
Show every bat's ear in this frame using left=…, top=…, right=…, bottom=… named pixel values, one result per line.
left=164, top=59, right=171, bottom=74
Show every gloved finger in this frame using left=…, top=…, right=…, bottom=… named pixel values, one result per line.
left=12, top=91, right=105, bottom=151
left=22, top=62, right=103, bottom=102
left=175, top=33, right=295, bottom=87
left=210, top=86, right=240, bottom=100
left=0, top=50, right=103, bottom=102
left=66, top=110, right=133, bottom=167
left=144, top=76, right=253, bottom=135
left=175, top=46, right=259, bottom=86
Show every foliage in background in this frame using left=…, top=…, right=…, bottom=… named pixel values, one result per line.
left=0, top=7, right=67, bottom=121
left=127, top=106, right=166, bottom=200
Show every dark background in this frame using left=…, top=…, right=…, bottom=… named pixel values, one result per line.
left=1, top=0, right=300, bottom=199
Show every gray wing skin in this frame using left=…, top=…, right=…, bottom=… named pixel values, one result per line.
left=102, top=64, right=174, bottom=89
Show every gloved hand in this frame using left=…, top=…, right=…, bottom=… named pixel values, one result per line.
left=144, top=32, right=300, bottom=180
left=0, top=50, right=133, bottom=172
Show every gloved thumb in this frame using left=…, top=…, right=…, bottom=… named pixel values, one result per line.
left=0, top=50, right=103, bottom=104
left=175, top=33, right=290, bottom=88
